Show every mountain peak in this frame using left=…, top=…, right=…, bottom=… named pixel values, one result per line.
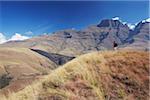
left=97, top=17, right=150, bottom=30
left=97, top=18, right=124, bottom=28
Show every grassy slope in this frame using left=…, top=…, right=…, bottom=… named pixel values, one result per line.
left=0, top=47, right=57, bottom=94
left=0, top=47, right=57, bottom=71
left=1, top=50, right=149, bottom=100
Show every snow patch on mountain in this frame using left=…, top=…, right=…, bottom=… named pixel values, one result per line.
left=112, top=17, right=120, bottom=20
left=142, top=18, right=150, bottom=23
left=127, top=23, right=135, bottom=30
left=112, top=17, right=138, bottom=30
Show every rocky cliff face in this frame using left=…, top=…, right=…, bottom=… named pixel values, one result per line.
left=82, top=19, right=130, bottom=50
left=133, top=21, right=149, bottom=40
left=123, top=21, right=149, bottom=50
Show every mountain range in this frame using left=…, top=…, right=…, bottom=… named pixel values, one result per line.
left=1, top=18, right=149, bottom=56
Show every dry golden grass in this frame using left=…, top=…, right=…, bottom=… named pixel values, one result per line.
left=0, top=47, right=57, bottom=94
left=1, top=50, right=149, bottom=100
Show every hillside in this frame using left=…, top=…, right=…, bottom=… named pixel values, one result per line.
left=0, top=47, right=58, bottom=94
left=1, top=50, right=149, bottom=100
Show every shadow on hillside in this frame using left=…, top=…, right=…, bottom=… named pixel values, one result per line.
left=30, top=49, right=75, bottom=65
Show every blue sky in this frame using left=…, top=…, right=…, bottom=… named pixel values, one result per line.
left=0, top=1, right=149, bottom=40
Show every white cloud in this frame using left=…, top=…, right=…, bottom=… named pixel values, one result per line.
left=43, top=33, right=48, bottom=35
left=25, top=31, right=33, bottom=35
left=112, top=17, right=120, bottom=21
left=9, top=33, right=30, bottom=41
left=71, top=28, right=75, bottom=30
left=0, top=33, right=30, bottom=44
left=0, top=33, right=7, bottom=44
